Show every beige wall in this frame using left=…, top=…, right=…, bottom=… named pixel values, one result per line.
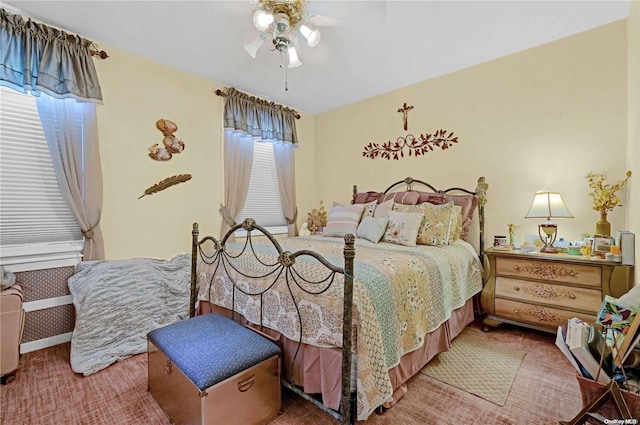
left=628, top=2, right=639, bottom=278
left=93, top=20, right=629, bottom=260
left=315, top=21, right=628, bottom=248
left=94, top=45, right=316, bottom=260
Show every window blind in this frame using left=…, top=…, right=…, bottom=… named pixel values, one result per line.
left=0, top=87, right=82, bottom=246
left=236, top=141, right=287, bottom=232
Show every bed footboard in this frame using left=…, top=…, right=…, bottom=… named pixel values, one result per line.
left=190, top=219, right=356, bottom=425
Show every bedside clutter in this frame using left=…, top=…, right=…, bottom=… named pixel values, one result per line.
left=495, top=231, right=635, bottom=264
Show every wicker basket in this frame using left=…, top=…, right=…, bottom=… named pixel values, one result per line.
left=576, top=375, right=640, bottom=418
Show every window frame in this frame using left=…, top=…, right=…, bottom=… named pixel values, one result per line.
left=0, top=87, right=84, bottom=267
left=233, top=140, right=287, bottom=237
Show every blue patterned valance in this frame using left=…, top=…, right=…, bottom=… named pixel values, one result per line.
left=0, top=8, right=102, bottom=103
left=222, top=87, right=298, bottom=145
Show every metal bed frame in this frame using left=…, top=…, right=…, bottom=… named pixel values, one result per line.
left=189, top=218, right=356, bottom=424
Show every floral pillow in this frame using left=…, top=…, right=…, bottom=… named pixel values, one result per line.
left=416, top=201, right=456, bottom=246
left=394, top=203, right=428, bottom=214
left=323, top=204, right=365, bottom=237
left=356, top=216, right=389, bottom=243
left=450, top=205, right=463, bottom=243
left=382, top=211, right=424, bottom=247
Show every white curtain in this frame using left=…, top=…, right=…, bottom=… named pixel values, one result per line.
left=36, top=93, right=104, bottom=260
left=219, top=129, right=254, bottom=240
left=273, top=142, right=298, bottom=236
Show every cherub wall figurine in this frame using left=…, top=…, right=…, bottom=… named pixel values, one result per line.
left=148, top=119, right=186, bottom=161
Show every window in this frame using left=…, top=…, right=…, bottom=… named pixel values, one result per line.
left=235, top=141, right=287, bottom=234
left=0, top=87, right=83, bottom=264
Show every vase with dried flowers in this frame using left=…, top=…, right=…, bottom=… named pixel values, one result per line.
left=307, top=201, right=328, bottom=234
left=586, top=170, right=632, bottom=236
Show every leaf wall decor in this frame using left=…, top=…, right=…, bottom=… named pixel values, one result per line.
left=138, top=174, right=192, bottom=199
left=362, top=130, right=459, bottom=160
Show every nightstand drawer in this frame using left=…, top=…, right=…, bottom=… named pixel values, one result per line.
left=496, top=257, right=601, bottom=287
left=495, top=277, right=602, bottom=313
left=495, top=298, right=595, bottom=329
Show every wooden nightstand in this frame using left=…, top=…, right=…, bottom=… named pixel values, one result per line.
left=480, top=247, right=635, bottom=333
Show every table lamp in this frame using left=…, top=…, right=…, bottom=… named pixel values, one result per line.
left=524, top=191, right=573, bottom=253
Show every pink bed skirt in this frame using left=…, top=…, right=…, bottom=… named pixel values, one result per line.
left=198, top=299, right=475, bottom=412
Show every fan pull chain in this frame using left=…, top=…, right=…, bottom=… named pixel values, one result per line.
left=279, top=50, right=289, bottom=91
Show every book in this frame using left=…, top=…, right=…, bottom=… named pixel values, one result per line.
left=595, top=295, right=638, bottom=335
left=555, top=325, right=583, bottom=375
left=567, top=318, right=611, bottom=385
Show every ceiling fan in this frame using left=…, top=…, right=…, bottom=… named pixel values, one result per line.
left=243, top=0, right=334, bottom=74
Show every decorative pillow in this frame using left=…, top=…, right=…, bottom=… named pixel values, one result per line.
left=382, top=211, right=424, bottom=247
left=394, top=203, right=428, bottom=214
left=378, top=191, right=420, bottom=205
left=417, top=192, right=447, bottom=205
left=361, top=200, right=377, bottom=219
left=356, top=216, right=389, bottom=243
left=416, top=201, right=456, bottom=246
left=445, top=194, right=479, bottom=241
left=323, top=204, right=365, bottom=237
left=353, top=191, right=383, bottom=204
left=449, top=205, right=463, bottom=243
left=416, top=192, right=478, bottom=241
left=373, top=199, right=394, bottom=218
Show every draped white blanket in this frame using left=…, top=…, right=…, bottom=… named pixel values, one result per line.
left=68, top=254, right=190, bottom=375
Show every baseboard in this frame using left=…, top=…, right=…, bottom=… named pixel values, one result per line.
left=20, top=332, right=72, bottom=354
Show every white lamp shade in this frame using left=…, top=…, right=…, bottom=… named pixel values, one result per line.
left=287, top=46, right=302, bottom=68
left=300, top=24, right=321, bottom=47
left=244, top=35, right=266, bottom=58
left=525, top=192, right=574, bottom=220
left=253, top=9, right=274, bottom=31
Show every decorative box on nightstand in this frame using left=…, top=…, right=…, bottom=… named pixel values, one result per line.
left=480, top=247, right=635, bottom=333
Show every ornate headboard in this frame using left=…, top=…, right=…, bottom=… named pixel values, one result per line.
left=352, top=176, right=488, bottom=255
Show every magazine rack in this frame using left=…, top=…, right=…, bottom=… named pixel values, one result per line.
left=559, top=379, right=632, bottom=425
left=559, top=326, right=637, bottom=424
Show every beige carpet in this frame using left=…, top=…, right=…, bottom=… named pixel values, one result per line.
left=420, top=329, right=526, bottom=406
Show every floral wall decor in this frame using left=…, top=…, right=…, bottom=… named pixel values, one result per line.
left=148, top=119, right=185, bottom=161
left=362, top=103, right=459, bottom=160
left=138, top=174, right=192, bottom=199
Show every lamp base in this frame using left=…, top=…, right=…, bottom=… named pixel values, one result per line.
left=540, top=244, right=559, bottom=254
left=538, top=223, right=559, bottom=254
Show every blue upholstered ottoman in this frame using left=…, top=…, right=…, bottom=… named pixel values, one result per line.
left=147, top=314, right=281, bottom=425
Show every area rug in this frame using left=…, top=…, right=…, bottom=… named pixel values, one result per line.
left=420, top=330, right=526, bottom=406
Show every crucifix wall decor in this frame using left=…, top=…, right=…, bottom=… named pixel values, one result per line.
left=397, top=102, right=414, bottom=131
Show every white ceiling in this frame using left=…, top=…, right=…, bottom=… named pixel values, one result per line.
left=4, top=1, right=631, bottom=114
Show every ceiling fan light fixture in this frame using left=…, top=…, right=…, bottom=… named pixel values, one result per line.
left=299, top=24, right=321, bottom=47
left=246, top=0, right=321, bottom=89
left=253, top=8, right=274, bottom=31
left=287, top=45, right=302, bottom=68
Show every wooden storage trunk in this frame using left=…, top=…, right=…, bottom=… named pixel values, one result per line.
left=147, top=314, right=281, bottom=425
left=1, top=285, right=25, bottom=385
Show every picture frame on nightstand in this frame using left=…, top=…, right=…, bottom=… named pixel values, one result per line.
left=594, top=235, right=612, bottom=258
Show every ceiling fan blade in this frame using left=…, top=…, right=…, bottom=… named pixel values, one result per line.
left=307, top=13, right=340, bottom=27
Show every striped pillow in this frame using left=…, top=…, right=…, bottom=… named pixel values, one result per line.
left=323, top=204, right=365, bottom=237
